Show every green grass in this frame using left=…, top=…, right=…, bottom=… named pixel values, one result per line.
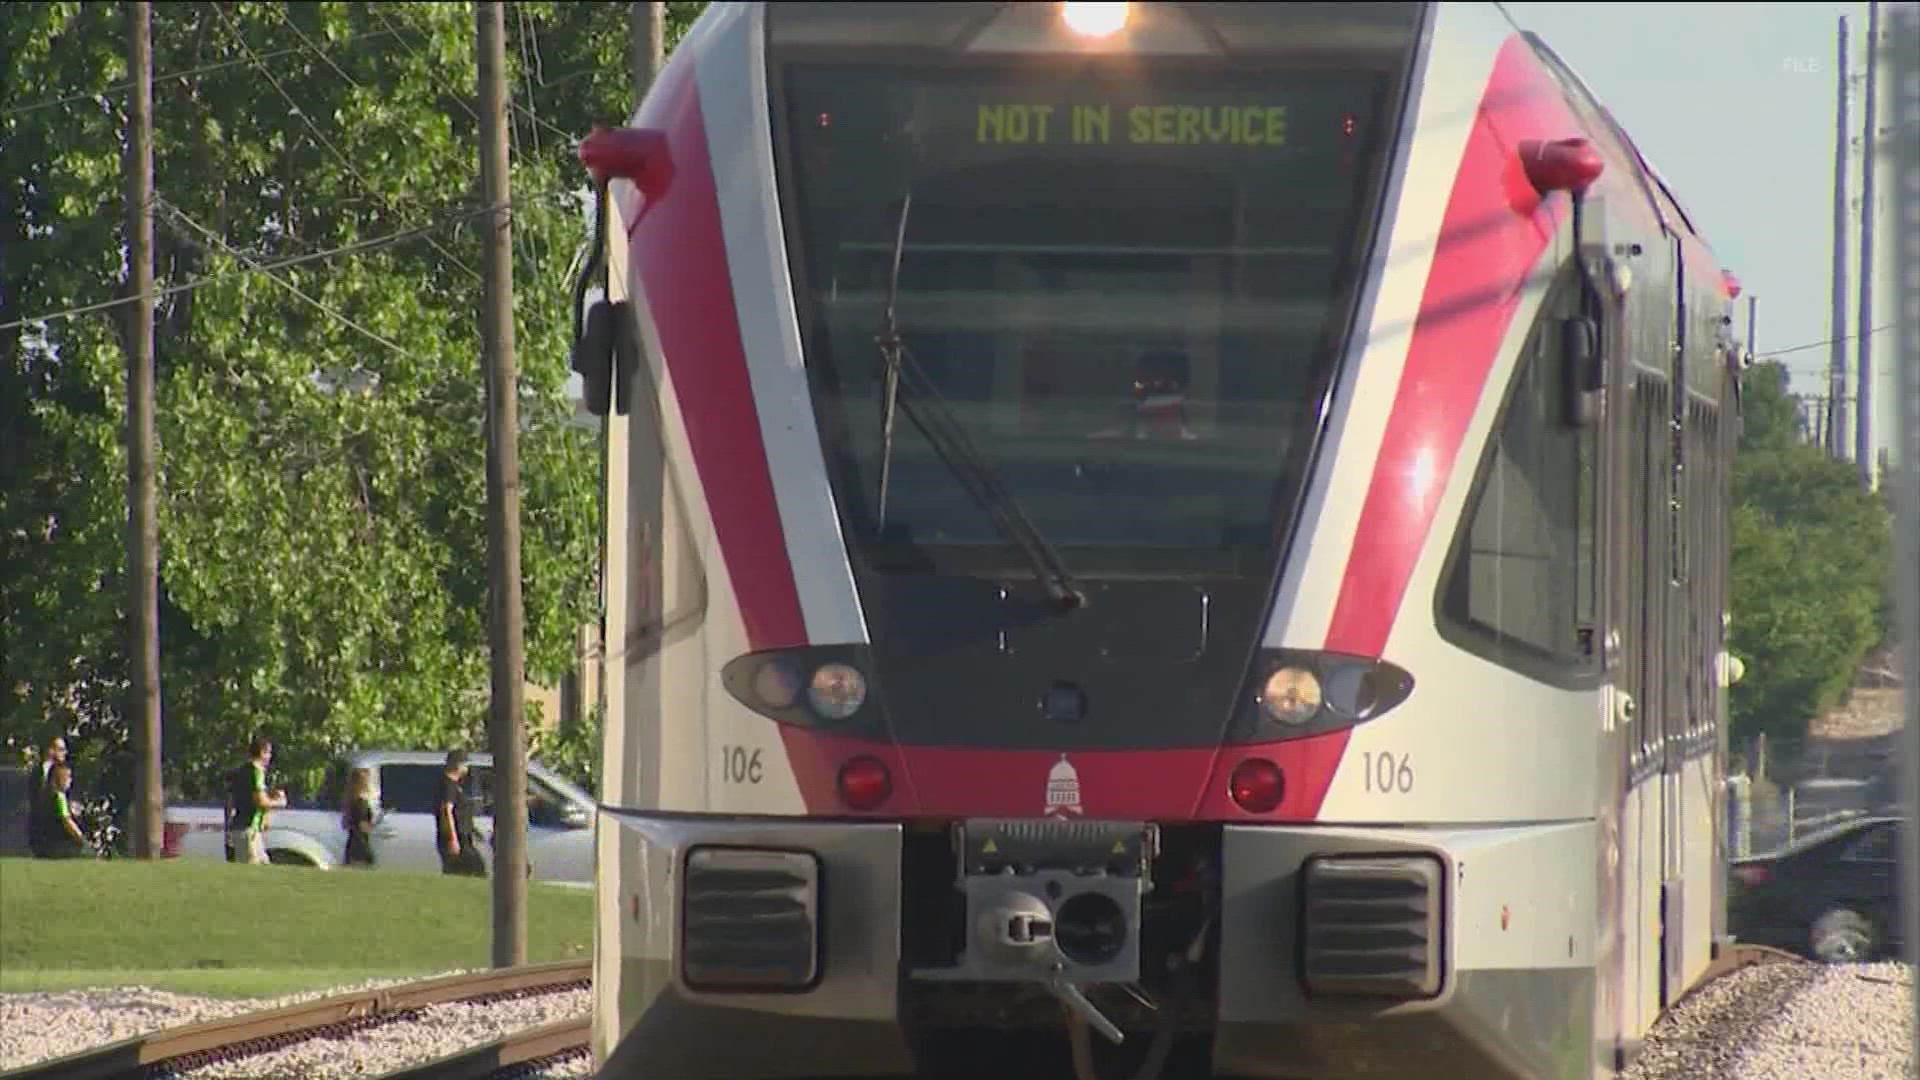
left=0, top=858, right=593, bottom=998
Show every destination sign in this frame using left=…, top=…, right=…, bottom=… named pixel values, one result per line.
left=975, top=102, right=1291, bottom=147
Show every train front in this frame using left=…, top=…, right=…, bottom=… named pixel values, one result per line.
left=588, top=3, right=1489, bottom=1078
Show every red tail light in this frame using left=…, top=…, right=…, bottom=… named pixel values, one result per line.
left=162, top=821, right=187, bottom=858
left=836, top=756, right=892, bottom=811
left=1228, top=758, right=1285, bottom=814
left=1732, top=864, right=1771, bottom=887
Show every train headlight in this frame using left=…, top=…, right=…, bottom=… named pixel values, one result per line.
left=750, top=660, right=804, bottom=710
left=808, top=663, right=867, bottom=720
left=721, top=648, right=880, bottom=729
left=1061, top=1, right=1129, bottom=37
left=1259, top=666, right=1322, bottom=726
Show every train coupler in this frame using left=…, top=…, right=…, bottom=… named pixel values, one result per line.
left=908, top=819, right=1156, bottom=1032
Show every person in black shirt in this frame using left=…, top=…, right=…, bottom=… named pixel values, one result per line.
left=436, top=750, right=485, bottom=877
left=31, top=763, right=89, bottom=859
left=26, top=737, right=68, bottom=859
left=341, top=767, right=376, bottom=867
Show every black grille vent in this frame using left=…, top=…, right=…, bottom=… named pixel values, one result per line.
left=681, top=847, right=820, bottom=991
left=1300, top=854, right=1443, bottom=998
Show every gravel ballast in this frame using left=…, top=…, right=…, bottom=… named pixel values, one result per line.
left=0, top=972, right=588, bottom=1079
left=1624, top=960, right=1914, bottom=1080
left=2, top=962, right=1911, bottom=1079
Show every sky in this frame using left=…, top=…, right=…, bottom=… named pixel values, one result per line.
left=1500, top=1, right=1898, bottom=461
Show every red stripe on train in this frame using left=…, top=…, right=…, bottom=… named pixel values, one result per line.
left=623, top=54, right=809, bottom=656
left=1205, top=32, right=1587, bottom=822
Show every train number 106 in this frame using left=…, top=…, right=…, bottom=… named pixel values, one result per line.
left=1361, top=751, right=1414, bottom=795
left=720, top=745, right=764, bottom=785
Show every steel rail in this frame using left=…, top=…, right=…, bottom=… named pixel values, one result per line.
left=0, top=961, right=590, bottom=1080
left=369, top=1015, right=590, bottom=1080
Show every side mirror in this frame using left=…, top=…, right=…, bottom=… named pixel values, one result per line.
left=572, top=302, right=616, bottom=417
left=568, top=297, right=639, bottom=419
left=1561, top=315, right=1602, bottom=427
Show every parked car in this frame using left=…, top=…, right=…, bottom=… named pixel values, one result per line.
left=1728, top=813, right=1905, bottom=963
left=163, top=750, right=594, bottom=883
left=1, top=765, right=30, bottom=857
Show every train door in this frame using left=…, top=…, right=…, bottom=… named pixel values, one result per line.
left=1659, top=233, right=1688, bottom=1011
left=1613, top=237, right=1675, bottom=1050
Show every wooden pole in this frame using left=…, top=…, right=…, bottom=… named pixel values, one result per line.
left=632, top=2, right=665, bottom=92
left=1828, top=15, right=1851, bottom=461
left=124, top=0, right=164, bottom=860
left=478, top=0, right=527, bottom=967
left=1856, top=0, right=1880, bottom=489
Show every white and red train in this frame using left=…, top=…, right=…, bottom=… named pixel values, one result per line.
left=569, top=3, right=1744, bottom=1078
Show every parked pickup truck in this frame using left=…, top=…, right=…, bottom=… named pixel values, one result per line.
left=162, top=750, right=594, bottom=884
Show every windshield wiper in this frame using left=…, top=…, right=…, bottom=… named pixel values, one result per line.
left=872, top=193, right=1086, bottom=610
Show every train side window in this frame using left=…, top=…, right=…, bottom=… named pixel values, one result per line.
left=1437, top=270, right=1600, bottom=683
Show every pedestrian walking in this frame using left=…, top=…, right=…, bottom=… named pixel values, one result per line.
left=436, top=750, right=486, bottom=877
left=26, top=736, right=68, bottom=859
left=225, top=736, right=286, bottom=865
left=31, top=763, right=90, bottom=859
left=341, top=767, right=376, bottom=867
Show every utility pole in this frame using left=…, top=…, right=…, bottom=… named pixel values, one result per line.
left=477, top=0, right=527, bottom=968
left=1829, top=14, right=1851, bottom=462
left=1856, top=0, right=1880, bottom=489
left=124, top=0, right=163, bottom=861
left=632, top=2, right=665, bottom=92
left=1744, top=295, right=1756, bottom=367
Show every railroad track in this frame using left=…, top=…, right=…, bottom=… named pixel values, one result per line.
left=371, top=1015, right=590, bottom=1080
left=0, top=943, right=1811, bottom=1080
left=368, top=943, right=1811, bottom=1080
left=0, top=961, right=590, bottom=1080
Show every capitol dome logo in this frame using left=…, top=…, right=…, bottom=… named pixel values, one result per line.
left=1045, top=754, right=1083, bottom=817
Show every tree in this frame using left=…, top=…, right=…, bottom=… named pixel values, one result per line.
left=1735, top=359, right=1804, bottom=453
left=1, top=2, right=707, bottom=829
left=1726, top=361, right=1893, bottom=741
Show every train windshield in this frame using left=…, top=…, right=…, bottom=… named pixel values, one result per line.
left=770, top=14, right=1409, bottom=577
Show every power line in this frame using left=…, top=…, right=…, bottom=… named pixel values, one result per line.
left=1756, top=323, right=1896, bottom=359
left=365, top=2, right=581, bottom=147
left=157, top=198, right=411, bottom=361
left=2, top=203, right=478, bottom=334
left=209, top=2, right=483, bottom=283
left=366, top=5, right=476, bottom=123
left=0, top=28, right=403, bottom=120
left=291, top=3, right=561, bottom=276
left=0, top=186, right=584, bottom=335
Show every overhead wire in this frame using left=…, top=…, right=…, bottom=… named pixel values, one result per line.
left=0, top=27, right=403, bottom=120
left=515, top=5, right=550, bottom=272
left=0, top=188, right=580, bottom=335
left=266, top=1, right=592, bottom=288
left=364, top=4, right=581, bottom=148
left=1754, top=323, right=1896, bottom=360
left=9, top=5, right=599, bottom=345
left=157, top=197, right=412, bottom=361
left=211, top=1, right=482, bottom=284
